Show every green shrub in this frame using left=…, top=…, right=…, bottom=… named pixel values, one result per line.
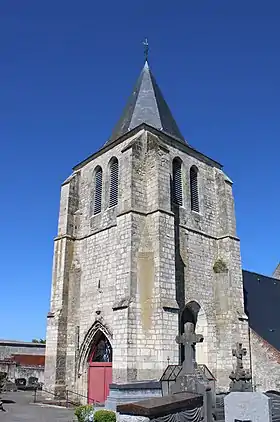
left=94, top=409, right=116, bottom=422
left=74, top=404, right=94, bottom=422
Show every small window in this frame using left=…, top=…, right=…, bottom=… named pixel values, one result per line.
left=190, top=166, right=199, bottom=212
left=109, top=158, right=119, bottom=207
left=94, top=167, right=102, bottom=215
left=172, top=158, right=183, bottom=206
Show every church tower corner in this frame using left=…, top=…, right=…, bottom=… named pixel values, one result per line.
left=44, top=171, right=80, bottom=396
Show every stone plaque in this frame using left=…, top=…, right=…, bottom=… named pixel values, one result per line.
left=225, top=392, right=272, bottom=422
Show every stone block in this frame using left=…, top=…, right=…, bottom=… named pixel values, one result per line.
left=224, top=392, right=272, bottom=422
left=171, top=372, right=213, bottom=422
left=105, top=381, right=162, bottom=411
left=116, top=392, right=203, bottom=417
left=117, top=416, right=149, bottom=422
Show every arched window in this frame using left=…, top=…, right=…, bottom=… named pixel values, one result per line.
left=190, top=166, right=199, bottom=212
left=94, top=166, right=102, bottom=215
left=172, top=158, right=183, bottom=206
left=109, top=158, right=119, bottom=207
left=90, top=332, right=112, bottom=363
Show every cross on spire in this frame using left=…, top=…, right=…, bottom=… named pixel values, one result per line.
left=176, top=322, right=203, bottom=374
left=106, top=44, right=185, bottom=146
left=143, top=38, right=149, bottom=62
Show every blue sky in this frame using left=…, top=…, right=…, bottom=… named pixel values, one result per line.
left=1, top=1, right=280, bottom=341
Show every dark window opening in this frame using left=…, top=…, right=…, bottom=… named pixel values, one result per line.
left=190, top=166, right=199, bottom=212
left=94, top=167, right=102, bottom=215
left=91, top=333, right=112, bottom=363
left=173, top=159, right=183, bottom=206
left=109, top=158, right=119, bottom=207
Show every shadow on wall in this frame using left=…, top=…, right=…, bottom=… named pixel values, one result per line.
left=180, top=301, right=201, bottom=363
left=170, top=161, right=208, bottom=366
left=170, top=168, right=186, bottom=363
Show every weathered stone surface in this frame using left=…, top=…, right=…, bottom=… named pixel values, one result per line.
left=44, top=124, right=252, bottom=397
left=117, top=392, right=203, bottom=417
left=44, top=62, right=252, bottom=400
left=0, top=342, right=45, bottom=359
left=229, top=342, right=252, bottom=392
left=225, top=392, right=272, bottom=422
left=117, top=415, right=149, bottom=422
left=105, top=381, right=162, bottom=411
left=250, top=329, right=280, bottom=392
left=175, top=322, right=203, bottom=374
left=0, top=341, right=45, bottom=387
left=171, top=373, right=213, bottom=422
left=169, top=319, right=214, bottom=422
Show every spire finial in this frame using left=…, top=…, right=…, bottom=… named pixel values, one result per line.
left=143, top=38, right=149, bottom=62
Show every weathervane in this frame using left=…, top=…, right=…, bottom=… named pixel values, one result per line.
left=143, top=38, right=149, bottom=61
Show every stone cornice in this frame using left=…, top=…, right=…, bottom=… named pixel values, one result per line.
left=54, top=212, right=240, bottom=243
left=72, top=124, right=222, bottom=171
left=117, top=207, right=175, bottom=219
left=179, top=223, right=240, bottom=242
left=54, top=234, right=75, bottom=242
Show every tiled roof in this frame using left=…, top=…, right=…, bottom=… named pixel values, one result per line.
left=106, top=61, right=185, bottom=145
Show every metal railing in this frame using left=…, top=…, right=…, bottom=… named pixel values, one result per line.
left=33, top=387, right=101, bottom=408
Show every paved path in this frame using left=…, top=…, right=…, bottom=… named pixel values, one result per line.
left=1, top=391, right=75, bottom=421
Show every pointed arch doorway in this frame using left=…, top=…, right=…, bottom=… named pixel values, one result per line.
left=88, top=331, right=112, bottom=404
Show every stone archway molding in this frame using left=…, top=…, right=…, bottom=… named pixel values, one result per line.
left=78, top=321, right=113, bottom=373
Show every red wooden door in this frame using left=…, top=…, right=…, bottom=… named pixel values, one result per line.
left=88, top=362, right=112, bottom=405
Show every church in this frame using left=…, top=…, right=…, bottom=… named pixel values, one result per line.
left=44, top=59, right=280, bottom=404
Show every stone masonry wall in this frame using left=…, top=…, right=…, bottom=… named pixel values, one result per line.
left=45, top=130, right=147, bottom=397
left=159, top=135, right=250, bottom=392
left=0, top=363, right=44, bottom=385
left=127, top=132, right=178, bottom=381
left=0, top=343, right=45, bottom=359
left=0, top=342, right=45, bottom=387
left=44, top=170, right=79, bottom=396
left=250, top=329, right=280, bottom=391
left=75, top=130, right=178, bottom=397
left=45, top=126, right=250, bottom=397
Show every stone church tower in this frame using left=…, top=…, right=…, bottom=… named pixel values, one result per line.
left=44, top=60, right=250, bottom=402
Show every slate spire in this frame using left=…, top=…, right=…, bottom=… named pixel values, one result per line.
left=107, top=61, right=185, bottom=144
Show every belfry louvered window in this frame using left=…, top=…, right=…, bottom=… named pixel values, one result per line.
left=172, top=158, right=183, bottom=206
left=109, top=158, right=119, bottom=207
left=190, top=166, right=199, bottom=212
left=94, top=167, right=102, bottom=215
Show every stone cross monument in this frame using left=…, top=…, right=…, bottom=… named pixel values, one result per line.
left=232, top=343, right=247, bottom=370
left=172, top=322, right=214, bottom=421
left=229, top=342, right=252, bottom=392
left=176, top=322, right=204, bottom=374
